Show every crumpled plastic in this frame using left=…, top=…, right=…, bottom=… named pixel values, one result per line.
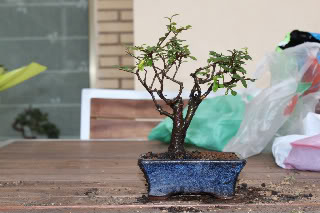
left=148, top=95, right=248, bottom=151
left=0, top=62, right=46, bottom=92
left=224, top=43, right=320, bottom=158
left=272, top=112, right=320, bottom=171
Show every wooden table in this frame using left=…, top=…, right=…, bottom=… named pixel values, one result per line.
left=0, top=140, right=319, bottom=213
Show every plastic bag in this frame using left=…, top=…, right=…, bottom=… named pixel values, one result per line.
left=0, top=63, right=46, bottom=92
left=285, top=135, right=320, bottom=171
left=148, top=95, right=247, bottom=151
left=272, top=112, right=320, bottom=172
left=224, top=43, right=320, bottom=158
left=273, top=112, right=320, bottom=170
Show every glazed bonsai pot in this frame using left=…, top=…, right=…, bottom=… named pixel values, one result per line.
left=138, top=154, right=246, bottom=198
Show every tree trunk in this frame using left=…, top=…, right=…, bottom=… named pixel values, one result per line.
left=168, top=99, right=186, bottom=156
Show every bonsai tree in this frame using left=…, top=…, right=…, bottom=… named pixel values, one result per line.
left=119, top=15, right=254, bottom=158
left=12, top=107, right=60, bottom=139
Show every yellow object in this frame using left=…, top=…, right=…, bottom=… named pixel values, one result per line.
left=0, top=62, right=47, bottom=92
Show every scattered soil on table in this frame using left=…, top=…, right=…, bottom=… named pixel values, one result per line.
left=0, top=181, right=24, bottom=187
left=84, top=188, right=99, bottom=199
left=158, top=206, right=201, bottom=212
left=141, top=151, right=240, bottom=161
left=137, top=183, right=314, bottom=212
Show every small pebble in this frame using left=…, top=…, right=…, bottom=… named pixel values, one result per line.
left=241, top=183, right=248, bottom=188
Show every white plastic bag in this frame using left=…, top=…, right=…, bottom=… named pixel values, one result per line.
left=273, top=134, right=320, bottom=171
left=285, top=135, right=320, bottom=171
left=272, top=112, right=320, bottom=171
left=272, top=135, right=309, bottom=169
left=303, top=112, right=320, bottom=136
left=224, top=43, right=320, bottom=158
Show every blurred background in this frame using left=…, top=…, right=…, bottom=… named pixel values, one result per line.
left=0, top=0, right=89, bottom=140
left=0, top=0, right=319, bottom=140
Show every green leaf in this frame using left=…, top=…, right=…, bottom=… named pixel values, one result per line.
left=196, top=71, right=207, bottom=76
left=159, top=37, right=166, bottom=42
left=212, top=82, right=219, bottom=92
left=138, top=60, right=145, bottom=71
left=146, top=59, right=153, bottom=66
left=244, top=55, right=252, bottom=60
left=119, top=66, right=135, bottom=73
left=231, top=90, right=237, bottom=96
left=232, top=74, right=241, bottom=79
left=128, top=46, right=140, bottom=51
left=238, top=67, right=247, bottom=73
left=212, top=77, right=219, bottom=92
left=209, top=51, right=219, bottom=56
left=241, top=78, right=247, bottom=88
left=189, top=56, right=197, bottom=60
left=185, top=25, right=192, bottom=29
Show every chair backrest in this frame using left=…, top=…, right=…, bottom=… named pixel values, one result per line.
left=80, top=89, right=189, bottom=140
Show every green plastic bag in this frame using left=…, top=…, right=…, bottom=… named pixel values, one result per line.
left=148, top=95, right=247, bottom=151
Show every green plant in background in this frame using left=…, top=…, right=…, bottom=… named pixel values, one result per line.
left=0, top=62, right=46, bottom=91
left=12, top=107, right=60, bottom=139
left=119, top=14, right=255, bottom=158
left=0, top=62, right=50, bottom=139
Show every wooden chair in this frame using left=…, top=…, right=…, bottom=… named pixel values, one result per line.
left=80, top=89, right=189, bottom=140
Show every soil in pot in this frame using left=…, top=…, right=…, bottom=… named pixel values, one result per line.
left=140, top=151, right=240, bottom=161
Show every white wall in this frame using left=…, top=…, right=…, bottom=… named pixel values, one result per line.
left=134, top=0, right=320, bottom=91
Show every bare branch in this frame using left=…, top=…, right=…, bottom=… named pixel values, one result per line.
left=149, top=90, right=174, bottom=119
left=125, top=50, right=141, bottom=62
left=173, top=58, right=182, bottom=79
left=135, top=70, right=174, bottom=119
left=119, top=68, right=136, bottom=75
left=200, top=84, right=213, bottom=100
left=150, top=73, right=157, bottom=89
left=143, top=69, right=148, bottom=84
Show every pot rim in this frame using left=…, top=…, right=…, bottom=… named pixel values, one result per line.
left=138, top=158, right=246, bottom=164
left=138, top=152, right=246, bottom=162
left=138, top=159, right=246, bottom=163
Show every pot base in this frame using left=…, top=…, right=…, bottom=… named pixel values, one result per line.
left=138, top=154, right=246, bottom=198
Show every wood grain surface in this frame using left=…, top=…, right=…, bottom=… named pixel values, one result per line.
left=0, top=140, right=319, bottom=213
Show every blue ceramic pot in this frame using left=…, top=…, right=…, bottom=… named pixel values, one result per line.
left=138, top=155, right=246, bottom=198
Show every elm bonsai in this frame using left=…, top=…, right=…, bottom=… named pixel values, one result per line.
left=119, top=15, right=254, bottom=159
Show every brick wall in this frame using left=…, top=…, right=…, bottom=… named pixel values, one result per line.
left=95, top=0, right=134, bottom=89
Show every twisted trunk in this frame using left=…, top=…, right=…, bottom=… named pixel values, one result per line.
left=167, top=95, right=202, bottom=157
left=168, top=98, right=186, bottom=156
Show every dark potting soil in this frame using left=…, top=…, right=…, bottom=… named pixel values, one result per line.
left=140, top=150, right=240, bottom=161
